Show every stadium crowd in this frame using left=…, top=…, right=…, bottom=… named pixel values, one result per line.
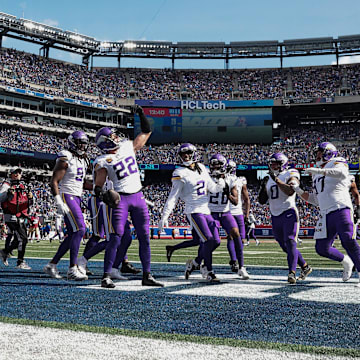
left=1, top=121, right=359, bottom=163
left=2, top=47, right=360, bottom=104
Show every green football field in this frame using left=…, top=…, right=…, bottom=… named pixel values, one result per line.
left=9, top=237, right=348, bottom=270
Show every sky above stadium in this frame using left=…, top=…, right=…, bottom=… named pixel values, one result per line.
left=1, top=0, right=360, bottom=69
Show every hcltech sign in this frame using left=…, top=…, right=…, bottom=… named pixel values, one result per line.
left=181, top=100, right=226, bottom=110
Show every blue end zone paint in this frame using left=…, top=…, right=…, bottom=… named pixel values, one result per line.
left=0, top=258, right=359, bottom=350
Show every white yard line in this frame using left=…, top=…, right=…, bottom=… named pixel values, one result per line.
left=0, top=322, right=350, bottom=360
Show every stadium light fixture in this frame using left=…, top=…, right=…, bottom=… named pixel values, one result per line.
left=124, top=42, right=137, bottom=49
left=24, top=22, right=35, bottom=30
left=70, top=34, right=83, bottom=42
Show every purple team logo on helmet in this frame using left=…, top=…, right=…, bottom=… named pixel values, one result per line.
left=269, top=153, right=289, bottom=175
left=209, top=153, right=227, bottom=176
left=226, top=159, right=237, bottom=175
left=95, top=127, right=126, bottom=153
left=177, top=143, right=198, bottom=166
left=68, top=130, right=89, bottom=156
left=315, top=142, right=338, bottom=164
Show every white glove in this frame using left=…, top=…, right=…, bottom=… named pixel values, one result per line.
left=158, top=218, right=169, bottom=233
left=304, top=167, right=324, bottom=176
left=54, top=195, right=70, bottom=216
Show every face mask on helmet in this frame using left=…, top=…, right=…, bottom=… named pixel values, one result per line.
left=226, top=159, right=236, bottom=175
left=95, top=127, right=126, bottom=153
left=209, top=154, right=227, bottom=177
left=269, top=153, right=288, bottom=176
left=315, top=142, right=338, bottom=166
left=68, top=131, right=89, bottom=156
left=177, top=143, right=197, bottom=166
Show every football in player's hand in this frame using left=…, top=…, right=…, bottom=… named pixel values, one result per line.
left=103, top=189, right=120, bottom=208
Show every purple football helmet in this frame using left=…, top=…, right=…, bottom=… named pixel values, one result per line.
left=177, top=143, right=198, bottom=166
left=67, top=130, right=89, bottom=156
left=269, top=153, right=289, bottom=175
left=209, top=153, right=227, bottom=176
left=226, top=159, right=237, bottom=175
left=315, top=142, right=338, bottom=165
left=95, top=127, right=126, bottom=153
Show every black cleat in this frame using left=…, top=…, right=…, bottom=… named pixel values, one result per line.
left=297, top=265, right=313, bottom=281
left=0, top=249, right=9, bottom=266
left=166, top=246, right=174, bottom=262
left=85, top=266, right=94, bottom=276
left=142, top=273, right=164, bottom=287
left=206, top=271, right=220, bottom=283
left=121, top=262, right=141, bottom=274
left=101, top=277, right=115, bottom=288
left=229, top=260, right=239, bottom=273
left=185, top=259, right=199, bottom=279
left=288, top=272, right=296, bottom=284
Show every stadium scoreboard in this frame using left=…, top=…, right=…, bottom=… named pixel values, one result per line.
left=134, top=99, right=273, bottom=144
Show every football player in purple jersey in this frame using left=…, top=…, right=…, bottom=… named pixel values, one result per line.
left=44, top=130, right=92, bottom=281
left=93, top=106, right=163, bottom=288
left=207, top=154, right=249, bottom=279
left=293, top=142, right=360, bottom=286
left=158, top=144, right=227, bottom=282
left=259, top=152, right=312, bottom=284
left=226, top=159, right=254, bottom=260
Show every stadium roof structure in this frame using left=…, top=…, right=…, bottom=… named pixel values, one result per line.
left=1, top=12, right=360, bottom=69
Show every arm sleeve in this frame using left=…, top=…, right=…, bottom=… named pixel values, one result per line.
left=139, top=110, right=151, bottom=133
left=162, top=180, right=184, bottom=220
left=324, top=166, right=347, bottom=179
left=315, top=163, right=348, bottom=179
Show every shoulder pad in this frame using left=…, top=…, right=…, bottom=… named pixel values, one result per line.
left=288, top=168, right=299, bottom=175
left=239, top=176, right=247, bottom=185
left=172, top=168, right=183, bottom=181
left=57, top=150, right=71, bottom=162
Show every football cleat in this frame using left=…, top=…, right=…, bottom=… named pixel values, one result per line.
left=0, top=249, right=9, bottom=266
left=166, top=245, right=174, bottom=262
left=288, top=272, right=296, bottom=285
left=244, top=241, right=250, bottom=246
left=121, top=262, right=141, bottom=274
left=342, top=255, right=354, bottom=282
left=142, top=273, right=164, bottom=287
left=297, top=265, right=313, bottom=281
left=238, top=266, right=250, bottom=280
left=67, top=266, right=88, bottom=281
left=110, top=268, right=128, bottom=280
left=43, top=263, right=62, bottom=279
left=85, top=266, right=94, bottom=276
left=185, top=259, right=199, bottom=279
left=229, top=260, right=239, bottom=273
left=206, top=271, right=220, bottom=283
left=77, top=256, right=88, bottom=276
left=256, top=240, right=260, bottom=246
left=16, top=261, right=31, bottom=270
left=202, top=266, right=220, bottom=283
left=101, top=277, right=115, bottom=289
